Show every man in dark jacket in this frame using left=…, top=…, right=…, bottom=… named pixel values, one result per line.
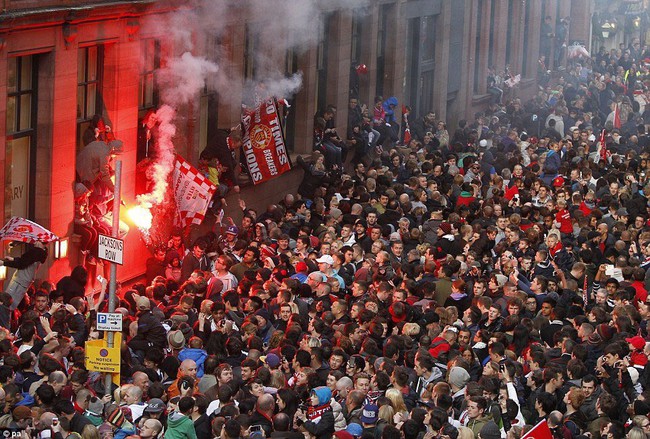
left=128, top=296, right=167, bottom=362
left=249, top=394, right=275, bottom=437
left=180, top=239, right=210, bottom=284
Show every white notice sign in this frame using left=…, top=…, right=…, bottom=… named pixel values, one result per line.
left=98, top=234, right=124, bottom=265
left=97, top=312, right=123, bottom=332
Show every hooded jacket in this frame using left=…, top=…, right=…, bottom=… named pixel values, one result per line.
left=177, top=348, right=208, bottom=378
left=467, top=413, right=494, bottom=438
left=165, top=411, right=198, bottom=439
left=303, top=387, right=335, bottom=439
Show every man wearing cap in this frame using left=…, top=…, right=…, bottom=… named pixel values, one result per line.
left=128, top=296, right=167, bottom=361
left=217, top=224, right=240, bottom=254
left=357, top=403, right=379, bottom=436
left=314, top=254, right=346, bottom=289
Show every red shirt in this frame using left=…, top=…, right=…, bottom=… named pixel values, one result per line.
left=555, top=209, right=573, bottom=234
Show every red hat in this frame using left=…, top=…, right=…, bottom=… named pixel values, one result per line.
left=439, top=222, right=452, bottom=235
left=295, top=262, right=308, bottom=273
left=626, top=335, right=646, bottom=350
left=260, top=244, right=277, bottom=259
left=552, top=176, right=565, bottom=188
left=335, top=432, right=354, bottom=439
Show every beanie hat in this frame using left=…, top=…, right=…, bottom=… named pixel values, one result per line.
left=480, top=421, right=501, bottom=439
left=255, top=308, right=272, bottom=323
left=587, top=333, right=602, bottom=346
left=87, top=397, right=105, bottom=416
left=448, top=366, right=470, bottom=389
left=439, top=222, right=452, bottom=234
left=494, top=274, right=508, bottom=288
left=107, top=407, right=125, bottom=428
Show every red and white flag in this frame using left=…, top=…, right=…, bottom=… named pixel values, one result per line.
left=172, top=155, right=217, bottom=228
left=0, top=217, right=58, bottom=243
left=241, top=99, right=292, bottom=185
left=521, top=419, right=553, bottom=439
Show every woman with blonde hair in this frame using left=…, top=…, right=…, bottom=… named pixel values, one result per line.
left=456, top=426, right=474, bottom=439
left=627, top=426, right=646, bottom=439
left=385, top=388, right=408, bottom=417
left=269, top=369, right=287, bottom=389
left=376, top=404, right=395, bottom=437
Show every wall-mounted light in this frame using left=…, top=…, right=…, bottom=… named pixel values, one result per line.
left=0, top=266, right=7, bottom=281
left=54, top=237, right=69, bottom=259
left=126, top=19, right=140, bottom=41
left=62, top=23, right=78, bottom=49
left=602, top=21, right=616, bottom=39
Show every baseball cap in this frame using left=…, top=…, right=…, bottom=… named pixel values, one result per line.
left=359, top=404, right=378, bottom=423
left=226, top=225, right=239, bottom=235
left=145, top=398, right=165, bottom=413
left=316, top=255, right=334, bottom=265
left=626, top=335, right=646, bottom=350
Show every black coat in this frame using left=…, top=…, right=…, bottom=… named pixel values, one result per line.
left=128, top=310, right=167, bottom=351
left=297, top=155, right=328, bottom=199
left=302, top=409, right=335, bottom=439
left=193, top=414, right=211, bottom=439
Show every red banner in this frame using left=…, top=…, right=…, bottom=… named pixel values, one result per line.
left=241, top=99, right=291, bottom=185
left=521, top=419, right=553, bottom=439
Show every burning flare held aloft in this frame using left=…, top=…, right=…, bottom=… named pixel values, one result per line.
left=127, top=203, right=153, bottom=234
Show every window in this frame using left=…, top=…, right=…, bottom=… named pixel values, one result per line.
left=421, top=16, right=435, bottom=62
left=488, top=0, right=496, bottom=68
left=284, top=46, right=298, bottom=152
left=244, top=24, right=258, bottom=81
left=505, top=1, right=515, bottom=67
left=473, top=1, right=484, bottom=93
left=316, top=15, right=330, bottom=112
left=351, top=10, right=363, bottom=64
left=6, top=55, right=36, bottom=220
left=77, top=45, right=104, bottom=149
left=376, top=5, right=389, bottom=97
left=139, top=39, right=160, bottom=112
left=522, top=0, right=531, bottom=76
left=137, top=39, right=160, bottom=163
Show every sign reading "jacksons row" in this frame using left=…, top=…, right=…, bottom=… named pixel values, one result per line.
left=98, top=234, right=124, bottom=265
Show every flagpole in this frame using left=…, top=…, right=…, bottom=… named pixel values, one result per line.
left=105, top=160, right=122, bottom=397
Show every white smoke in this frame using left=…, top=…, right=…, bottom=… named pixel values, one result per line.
left=134, top=0, right=368, bottom=231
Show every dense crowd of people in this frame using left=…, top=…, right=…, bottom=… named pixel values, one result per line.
left=8, top=36, right=650, bottom=439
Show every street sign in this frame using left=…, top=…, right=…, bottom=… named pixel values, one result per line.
left=97, top=312, right=123, bottom=332
left=98, top=234, right=124, bottom=265
left=85, top=332, right=122, bottom=374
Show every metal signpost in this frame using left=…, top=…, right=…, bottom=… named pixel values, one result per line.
left=104, top=160, right=121, bottom=395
